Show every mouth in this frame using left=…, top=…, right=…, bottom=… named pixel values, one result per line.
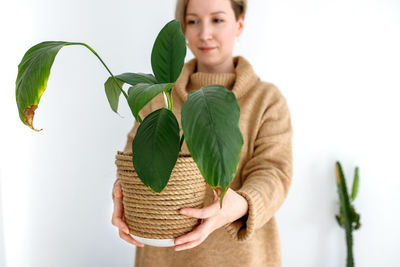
left=199, top=47, right=216, bottom=53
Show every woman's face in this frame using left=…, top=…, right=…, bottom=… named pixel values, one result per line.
left=184, top=0, right=244, bottom=72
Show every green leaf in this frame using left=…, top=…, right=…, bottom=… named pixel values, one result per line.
left=349, top=205, right=361, bottom=230
left=353, top=212, right=361, bottom=230
left=104, top=73, right=156, bottom=115
left=151, top=20, right=186, bottom=83
left=351, top=167, right=359, bottom=201
left=181, top=85, right=243, bottom=207
left=335, top=214, right=344, bottom=227
left=127, top=83, right=174, bottom=123
left=115, top=72, right=157, bottom=86
left=15, top=41, right=73, bottom=131
left=132, top=108, right=180, bottom=193
left=335, top=162, right=353, bottom=231
left=104, top=77, right=123, bottom=114
left=16, top=41, right=117, bottom=130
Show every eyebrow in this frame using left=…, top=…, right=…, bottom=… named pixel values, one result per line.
left=186, top=11, right=226, bottom=16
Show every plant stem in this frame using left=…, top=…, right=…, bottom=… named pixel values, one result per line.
left=67, top=42, right=129, bottom=100
left=168, top=90, right=173, bottom=111
left=336, top=162, right=356, bottom=267
left=179, top=134, right=185, bottom=150
left=164, top=92, right=170, bottom=110
left=164, top=90, right=173, bottom=111
left=346, top=228, right=354, bottom=267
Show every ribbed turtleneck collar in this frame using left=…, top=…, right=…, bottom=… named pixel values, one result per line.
left=189, top=72, right=236, bottom=92
left=174, top=56, right=259, bottom=102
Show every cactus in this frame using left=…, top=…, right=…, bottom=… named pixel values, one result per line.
left=335, top=161, right=361, bottom=267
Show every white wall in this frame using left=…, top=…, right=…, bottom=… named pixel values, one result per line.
left=0, top=0, right=399, bottom=266
left=0, top=170, right=6, bottom=267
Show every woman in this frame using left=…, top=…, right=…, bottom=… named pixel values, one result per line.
left=112, top=0, right=293, bottom=266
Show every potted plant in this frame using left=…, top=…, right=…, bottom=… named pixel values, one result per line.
left=335, top=161, right=361, bottom=267
left=15, top=19, right=243, bottom=244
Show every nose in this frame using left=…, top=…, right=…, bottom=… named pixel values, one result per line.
left=199, top=22, right=212, bottom=41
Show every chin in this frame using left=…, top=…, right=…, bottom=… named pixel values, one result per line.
left=196, top=54, right=221, bottom=68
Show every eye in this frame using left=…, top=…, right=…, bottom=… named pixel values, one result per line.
left=213, top=18, right=224, bottom=23
left=187, top=19, right=198, bottom=25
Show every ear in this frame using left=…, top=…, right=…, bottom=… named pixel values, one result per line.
left=236, top=14, right=245, bottom=37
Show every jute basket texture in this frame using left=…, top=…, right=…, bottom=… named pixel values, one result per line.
left=115, top=150, right=207, bottom=239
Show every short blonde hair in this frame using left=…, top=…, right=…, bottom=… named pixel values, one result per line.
left=175, top=0, right=247, bottom=32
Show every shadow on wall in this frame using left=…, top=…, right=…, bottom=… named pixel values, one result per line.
left=0, top=170, right=6, bottom=267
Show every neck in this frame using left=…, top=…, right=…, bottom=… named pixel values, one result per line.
left=197, top=57, right=235, bottom=73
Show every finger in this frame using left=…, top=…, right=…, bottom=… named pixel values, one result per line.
left=112, top=216, right=130, bottom=235
left=175, top=239, right=202, bottom=251
left=180, top=201, right=220, bottom=219
left=174, top=221, right=208, bottom=247
left=112, top=197, right=130, bottom=234
left=119, top=229, right=145, bottom=247
left=113, top=182, right=123, bottom=199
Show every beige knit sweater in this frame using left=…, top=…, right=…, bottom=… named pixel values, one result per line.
left=115, top=56, right=293, bottom=267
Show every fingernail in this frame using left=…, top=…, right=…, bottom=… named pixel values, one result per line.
left=180, top=209, right=186, bottom=215
left=124, top=228, right=129, bottom=234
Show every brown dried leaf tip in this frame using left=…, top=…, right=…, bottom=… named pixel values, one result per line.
left=334, top=164, right=339, bottom=184
left=23, top=105, right=42, bottom=131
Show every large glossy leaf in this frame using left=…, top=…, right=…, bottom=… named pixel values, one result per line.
left=115, top=72, right=157, bottom=86
left=104, top=77, right=123, bottom=114
left=15, top=41, right=75, bottom=130
left=127, top=83, right=174, bottom=123
left=132, top=108, right=180, bottom=193
left=151, top=20, right=186, bottom=83
left=181, top=85, right=243, bottom=206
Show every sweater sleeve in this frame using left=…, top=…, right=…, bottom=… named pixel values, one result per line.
left=224, top=86, right=293, bottom=241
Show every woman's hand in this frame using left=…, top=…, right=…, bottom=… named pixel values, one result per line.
left=174, top=187, right=249, bottom=251
left=111, top=180, right=145, bottom=247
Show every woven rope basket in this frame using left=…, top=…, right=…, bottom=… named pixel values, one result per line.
left=115, top=150, right=207, bottom=239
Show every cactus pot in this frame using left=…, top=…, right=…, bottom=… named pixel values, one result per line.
left=115, top=151, right=207, bottom=247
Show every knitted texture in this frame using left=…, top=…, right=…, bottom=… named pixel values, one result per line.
left=113, top=56, right=293, bottom=267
